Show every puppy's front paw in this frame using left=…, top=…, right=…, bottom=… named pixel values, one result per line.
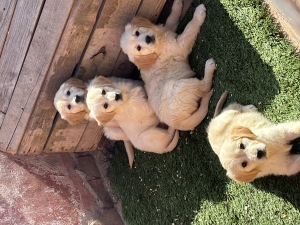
left=172, top=0, right=183, bottom=15
left=243, top=105, right=258, bottom=112
left=194, top=4, right=206, bottom=24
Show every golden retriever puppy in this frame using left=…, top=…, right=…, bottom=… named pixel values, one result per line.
left=54, top=77, right=90, bottom=125
left=54, top=77, right=135, bottom=167
left=120, top=0, right=215, bottom=131
left=86, top=76, right=179, bottom=156
left=207, top=92, right=300, bottom=183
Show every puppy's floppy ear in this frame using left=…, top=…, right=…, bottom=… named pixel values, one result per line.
left=65, top=77, right=87, bottom=89
left=96, top=112, right=116, bottom=125
left=131, top=17, right=154, bottom=28
left=92, top=76, right=114, bottom=87
left=229, top=169, right=260, bottom=183
left=133, top=53, right=158, bottom=69
left=64, top=111, right=87, bottom=125
left=231, top=126, right=256, bottom=140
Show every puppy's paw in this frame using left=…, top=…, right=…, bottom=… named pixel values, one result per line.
left=243, top=105, right=258, bottom=112
left=205, top=58, right=216, bottom=70
left=172, top=0, right=183, bottom=15
left=205, top=58, right=216, bottom=77
left=194, top=4, right=206, bottom=24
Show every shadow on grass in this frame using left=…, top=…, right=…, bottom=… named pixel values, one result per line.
left=106, top=0, right=294, bottom=224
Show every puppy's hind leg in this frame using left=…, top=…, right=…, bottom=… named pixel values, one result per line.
left=138, top=126, right=179, bottom=154
left=103, top=127, right=134, bottom=167
left=165, top=127, right=180, bottom=151
left=178, top=89, right=214, bottom=130
left=165, top=0, right=183, bottom=31
left=199, top=58, right=216, bottom=94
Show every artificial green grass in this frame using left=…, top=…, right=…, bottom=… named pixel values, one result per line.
left=109, top=0, right=300, bottom=224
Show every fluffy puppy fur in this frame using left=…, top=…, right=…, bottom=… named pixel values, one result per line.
left=207, top=92, right=300, bottom=183
left=54, top=77, right=89, bottom=125
left=54, top=77, right=135, bottom=167
left=86, top=76, right=179, bottom=156
left=120, top=0, right=215, bottom=130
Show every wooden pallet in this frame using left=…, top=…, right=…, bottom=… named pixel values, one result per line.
left=0, top=0, right=166, bottom=154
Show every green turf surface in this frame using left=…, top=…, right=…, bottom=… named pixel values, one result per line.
left=109, top=0, right=300, bottom=224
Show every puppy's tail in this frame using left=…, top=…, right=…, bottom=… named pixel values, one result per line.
left=214, top=91, right=228, bottom=118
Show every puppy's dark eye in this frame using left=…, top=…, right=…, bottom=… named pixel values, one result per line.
left=137, top=45, right=141, bottom=51
left=239, top=143, right=245, bottom=149
left=67, top=104, right=71, bottom=110
left=103, top=103, right=108, bottom=109
left=102, top=89, right=106, bottom=95
left=135, top=31, right=139, bottom=36
left=241, top=161, right=247, bottom=168
left=67, top=91, right=70, bottom=96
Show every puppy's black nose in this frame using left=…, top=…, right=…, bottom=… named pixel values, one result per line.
left=75, top=95, right=81, bottom=103
left=115, top=93, right=121, bottom=101
left=257, top=150, right=266, bottom=159
left=145, top=35, right=155, bottom=44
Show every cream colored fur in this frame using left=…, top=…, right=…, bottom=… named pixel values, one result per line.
left=54, top=77, right=135, bottom=167
left=54, top=77, right=90, bottom=125
left=120, top=0, right=215, bottom=130
left=86, top=76, right=179, bottom=159
left=207, top=92, right=300, bottom=183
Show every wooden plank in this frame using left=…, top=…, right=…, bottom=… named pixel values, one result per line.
left=18, top=0, right=103, bottom=154
left=0, top=113, right=4, bottom=127
left=110, top=0, right=166, bottom=78
left=74, top=121, right=104, bottom=152
left=0, top=0, right=75, bottom=154
left=0, top=0, right=44, bottom=122
left=0, top=1, right=17, bottom=54
left=77, top=0, right=141, bottom=80
left=45, top=119, right=88, bottom=153
left=137, top=0, right=166, bottom=22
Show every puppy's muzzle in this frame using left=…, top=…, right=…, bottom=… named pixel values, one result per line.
left=256, top=149, right=266, bottom=159
left=145, top=35, right=155, bottom=44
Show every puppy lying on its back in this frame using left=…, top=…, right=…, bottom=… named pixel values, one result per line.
left=207, top=92, right=300, bottom=183
left=86, top=76, right=179, bottom=156
left=120, top=0, right=216, bottom=131
left=54, top=77, right=135, bottom=167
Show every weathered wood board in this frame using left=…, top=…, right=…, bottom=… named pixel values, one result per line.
left=0, top=0, right=44, bottom=124
left=77, top=0, right=142, bottom=80
left=18, top=0, right=104, bottom=155
left=0, top=1, right=18, bottom=57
